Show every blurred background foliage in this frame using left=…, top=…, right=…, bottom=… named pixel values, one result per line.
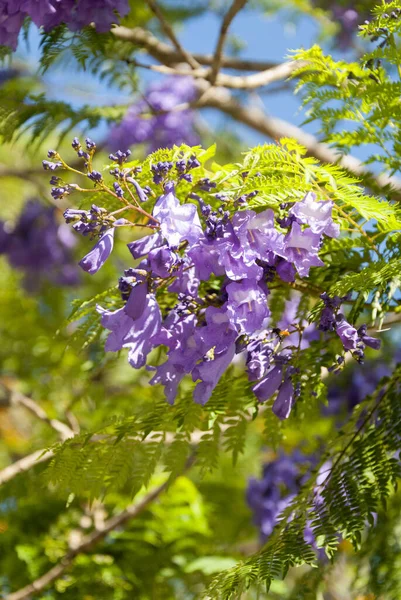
left=1, top=0, right=401, bottom=598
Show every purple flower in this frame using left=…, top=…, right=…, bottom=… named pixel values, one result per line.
left=246, top=337, right=274, bottom=381
left=97, top=293, right=162, bottom=369
left=188, top=236, right=225, bottom=280
left=168, top=258, right=199, bottom=297
left=0, top=199, right=78, bottom=288
left=252, top=366, right=283, bottom=403
left=153, top=184, right=202, bottom=248
left=190, top=306, right=238, bottom=404
left=361, top=334, right=382, bottom=350
left=62, top=0, right=129, bottom=33
left=0, top=2, right=24, bottom=50
left=109, top=77, right=199, bottom=153
left=226, top=279, right=269, bottom=335
left=124, top=281, right=148, bottom=320
left=283, top=222, right=324, bottom=277
left=247, top=451, right=313, bottom=540
left=79, top=227, right=115, bottom=274
left=150, top=313, right=199, bottom=404
left=233, top=208, right=285, bottom=260
left=126, top=177, right=148, bottom=203
left=335, top=316, right=358, bottom=350
left=192, top=341, right=236, bottom=405
left=290, top=192, right=340, bottom=238
left=219, top=241, right=263, bottom=281
left=276, top=259, right=296, bottom=282
left=272, top=379, right=295, bottom=420
left=148, top=245, right=179, bottom=278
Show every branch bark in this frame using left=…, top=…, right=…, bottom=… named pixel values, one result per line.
left=128, top=57, right=302, bottom=90
left=112, top=25, right=277, bottom=71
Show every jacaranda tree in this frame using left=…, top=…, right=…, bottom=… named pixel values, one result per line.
left=1, top=1, right=401, bottom=598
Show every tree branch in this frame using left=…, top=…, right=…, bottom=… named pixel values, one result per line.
left=112, top=25, right=278, bottom=71
left=195, top=84, right=401, bottom=197
left=6, top=459, right=194, bottom=600
left=127, top=57, right=302, bottom=90
left=209, top=0, right=248, bottom=85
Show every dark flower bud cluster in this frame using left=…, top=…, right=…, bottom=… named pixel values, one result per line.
left=109, top=165, right=142, bottom=181
left=151, top=161, right=174, bottom=185
left=119, top=268, right=149, bottom=301
left=51, top=186, right=74, bottom=200
left=319, top=292, right=345, bottom=332
left=109, top=149, right=132, bottom=165
left=71, top=137, right=93, bottom=164
left=112, top=182, right=124, bottom=198
left=85, top=138, right=96, bottom=151
left=63, top=204, right=113, bottom=237
left=234, top=189, right=259, bottom=207
left=175, top=154, right=201, bottom=182
left=42, top=159, right=63, bottom=171
left=87, top=170, right=103, bottom=184
left=197, top=199, right=230, bottom=240
left=198, top=177, right=217, bottom=192
left=175, top=293, right=200, bottom=317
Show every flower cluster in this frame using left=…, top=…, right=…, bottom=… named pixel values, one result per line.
left=58, top=134, right=348, bottom=415
left=0, top=0, right=129, bottom=50
left=247, top=451, right=316, bottom=537
left=0, top=199, right=78, bottom=289
left=247, top=450, right=331, bottom=559
left=109, top=77, right=199, bottom=154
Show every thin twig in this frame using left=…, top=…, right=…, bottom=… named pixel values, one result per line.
left=145, top=0, right=200, bottom=69
left=6, top=457, right=194, bottom=600
left=209, top=0, right=248, bottom=85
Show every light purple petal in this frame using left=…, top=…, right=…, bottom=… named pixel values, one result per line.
left=272, top=379, right=295, bottom=419
left=253, top=366, right=283, bottom=403
left=124, top=281, right=148, bottom=320
left=127, top=232, right=163, bottom=259
left=79, top=227, right=115, bottom=274
left=192, top=342, right=236, bottom=405
left=335, top=319, right=358, bottom=350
